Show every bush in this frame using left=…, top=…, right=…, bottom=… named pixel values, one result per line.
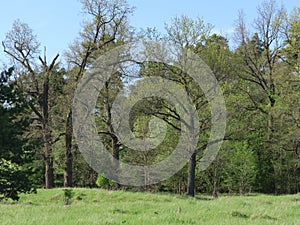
left=63, top=189, right=74, bottom=205
left=96, top=174, right=116, bottom=189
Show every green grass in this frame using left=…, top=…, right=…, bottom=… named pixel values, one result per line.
left=1, top=189, right=299, bottom=224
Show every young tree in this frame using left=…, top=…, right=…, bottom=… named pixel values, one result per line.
left=223, top=141, right=257, bottom=195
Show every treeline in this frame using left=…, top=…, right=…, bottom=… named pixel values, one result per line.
left=0, top=0, right=299, bottom=200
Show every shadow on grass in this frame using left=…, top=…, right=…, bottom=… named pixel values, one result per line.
left=195, top=196, right=215, bottom=201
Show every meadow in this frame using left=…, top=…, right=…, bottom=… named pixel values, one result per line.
left=0, top=189, right=299, bottom=224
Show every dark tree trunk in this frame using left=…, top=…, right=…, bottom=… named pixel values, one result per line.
left=44, top=132, right=54, bottom=188
left=187, top=152, right=196, bottom=197
left=42, top=75, right=54, bottom=189
left=64, top=110, right=73, bottom=187
left=267, top=96, right=276, bottom=193
left=104, top=80, right=121, bottom=186
left=111, top=123, right=120, bottom=188
left=112, top=135, right=120, bottom=175
left=64, top=154, right=73, bottom=187
left=112, top=134, right=120, bottom=161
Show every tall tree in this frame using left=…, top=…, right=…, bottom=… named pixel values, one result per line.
left=63, top=0, right=134, bottom=187
left=163, top=17, right=231, bottom=196
left=275, top=7, right=300, bottom=193
left=2, top=20, right=60, bottom=188
left=233, top=1, right=300, bottom=193
left=134, top=15, right=227, bottom=196
left=165, top=15, right=213, bottom=197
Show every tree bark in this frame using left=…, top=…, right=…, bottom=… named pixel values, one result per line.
left=44, top=130, right=54, bottom=188
left=187, top=152, right=196, bottom=197
left=45, top=156, right=54, bottom=188
left=64, top=110, right=73, bottom=187
left=268, top=101, right=277, bottom=193
left=42, top=74, right=54, bottom=189
left=112, top=134, right=120, bottom=161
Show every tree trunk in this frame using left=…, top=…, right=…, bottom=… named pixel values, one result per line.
left=212, top=166, right=218, bottom=198
left=64, top=152, right=73, bottom=187
left=112, top=134, right=120, bottom=171
left=42, top=75, right=54, bottom=189
left=268, top=99, right=276, bottom=193
left=64, top=110, right=73, bottom=187
left=112, top=134, right=120, bottom=161
left=44, top=133, right=54, bottom=188
left=105, top=84, right=120, bottom=187
left=111, top=132, right=121, bottom=188
left=187, top=152, right=196, bottom=197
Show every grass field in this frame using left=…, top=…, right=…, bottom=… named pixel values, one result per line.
left=0, top=189, right=299, bottom=225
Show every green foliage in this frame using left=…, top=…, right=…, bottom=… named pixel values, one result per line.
left=0, top=68, right=36, bottom=201
left=222, top=141, right=257, bottom=194
left=96, top=174, right=116, bottom=189
left=2, top=1, right=300, bottom=196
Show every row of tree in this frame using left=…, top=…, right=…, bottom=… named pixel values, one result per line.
left=0, top=0, right=299, bottom=200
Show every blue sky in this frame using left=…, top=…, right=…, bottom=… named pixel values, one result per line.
left=0, top=0, right=298, bottom=65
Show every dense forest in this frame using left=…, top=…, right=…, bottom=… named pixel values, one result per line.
left=0, top=0, right=299, bottom=200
